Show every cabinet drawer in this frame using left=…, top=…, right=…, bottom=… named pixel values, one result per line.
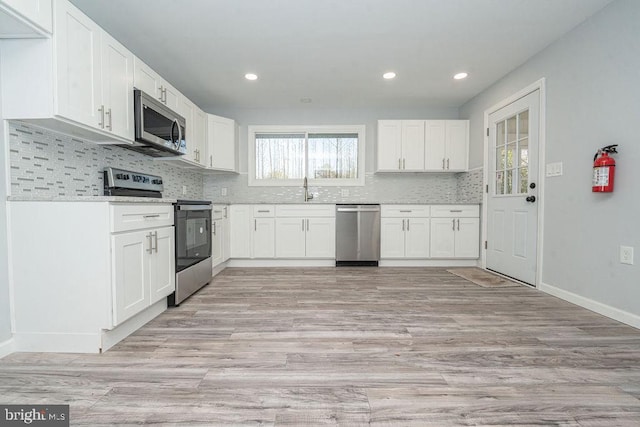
left=430, top=205, right=479, bottom=218
left=276, top=204, right=335, bottom=218
left=212, top=205, right=227, bottom=220
left=381, top=205, right=430, bottom=218
left=111, top=203, right=174, bottom=233
left=253, top=205, right=275, bottom=217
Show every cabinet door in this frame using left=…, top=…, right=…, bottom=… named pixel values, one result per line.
left=179, top=98, right=198, bottom=163
left=1, top=0, right=52, bottom=34
left=430, top=218, right=455, bottom=258
left=208, top=114, right=236, bottom=171
left=253, top=218, right=275, bottom=258
left=454, top=217, right=480, bottom=258
left=212, top=219, right=223, bottom=267
left=230, top=205, right=251, bottom=258
left=424, top=120, right=446, bottom=170
left=380, top=218, right=405, bottom=258
left=101, top=32, right=134, bottom=140
left=149, top=226, right=175, bottom=304
left=55, top=0, right=102, bottom=129
left=194, top=108, right=208, bottom=166
left=404, top=217, right=430, bottom=258
left=163, top=83, right=180, bottom=112
left=275, top=218, right=306, bottom=258
left=445, top=120, right=469, bottom=171
left=306, top=217, right=336, bottom=258
left=377, top=120, right=402, bottom=171
left=133, top=58, right=161, bottom=101
left=401, top=120, right=425, bottom=170
left=112, top=230, right=150, bottom=325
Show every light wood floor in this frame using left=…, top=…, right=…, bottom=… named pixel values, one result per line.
left=2, top=267, right=640, bottom=426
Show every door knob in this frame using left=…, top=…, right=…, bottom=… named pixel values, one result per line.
left=529, top=182, right=536, bottom=189
left=526, top=195, right=536, bottom=203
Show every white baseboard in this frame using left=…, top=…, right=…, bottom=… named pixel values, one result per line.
left=13, top=332, right=102, bottom=353
left=212, top=261, right=228, bottom=277
left=0, top=336, right=15, bottom=359
left=101, top=299, right=167, bottom=352
left=540, top=282, right=640, bottom=330
left=227, top=259, right=335, bottom=268
left=379, top=259, right=479, bottom=267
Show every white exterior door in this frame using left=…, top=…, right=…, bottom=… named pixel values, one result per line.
left=486, top=90, right=540, bottom=285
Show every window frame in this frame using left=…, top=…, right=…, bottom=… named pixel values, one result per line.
left=248, top=125, right=366, bottom=187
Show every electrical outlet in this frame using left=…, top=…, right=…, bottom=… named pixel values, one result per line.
left=620, top=246, right=634, bottom=265
left=221, top=187, right=228, bottom=196
left=182, top=185, right=187, bottom=196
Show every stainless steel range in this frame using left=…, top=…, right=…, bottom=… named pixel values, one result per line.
left=104, top=167, right=212, bottom=306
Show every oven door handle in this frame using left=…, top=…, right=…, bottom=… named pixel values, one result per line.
left=176, top=205, right=212, bottom=211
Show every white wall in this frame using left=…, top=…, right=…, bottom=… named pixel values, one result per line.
left=0, top=47, right=13, bottom=345
left=460, top=0, right=640, bottom=321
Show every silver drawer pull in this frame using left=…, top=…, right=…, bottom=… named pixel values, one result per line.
left=399, top=210, right=412, bottom=213
left=143, top=214, right=161, bottom=218
left=449, top=210, right=463, bottom=213
left=257, top=210, right=271, bottom=213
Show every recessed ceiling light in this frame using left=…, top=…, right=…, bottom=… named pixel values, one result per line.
left=245, top=73, right=258, bottom=81
left=453, top=72, right=468, bottom=80
left=383, top=72, right=396, bottom=80
left=300, top=98, right=312, bottom=104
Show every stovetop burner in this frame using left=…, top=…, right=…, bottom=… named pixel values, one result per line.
left=103, top=167, right=164, bottom=198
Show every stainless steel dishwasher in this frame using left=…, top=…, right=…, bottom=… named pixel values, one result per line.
left=335, top=204, right=381, bottom=266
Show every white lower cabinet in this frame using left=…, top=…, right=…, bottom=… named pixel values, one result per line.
left=275, top=205, right=335, bottom=259
left=380, top=205, right=430, bottom=259
left=430, top=205, right=480, bottom=258
left=253, top=217, right=275, bottom=258
left=8, top=201, right=175, bottom=353
left=212, top=205, right=229, bottom=269
left=112, top=225, right=174, bottom=325
left=229, top=205, right=275, bottom=258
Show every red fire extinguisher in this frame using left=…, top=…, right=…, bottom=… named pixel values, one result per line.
left=592, top=144, right=618, bottom=193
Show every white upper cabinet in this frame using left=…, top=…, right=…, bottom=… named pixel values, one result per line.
left=207, top=114, right=237, bottom=172
left=193, top=107, right=208, bottom=166
left=133, top=58, right=180, bottom=112
left=377, top=120, right=425, bottom=171
left=378, top=119, right=469, bottom=172
left=0, top=0, right=52, bottom=37
left=100, top=32, right=134, bottom=140
left=425, top=120, right=469, bottom=172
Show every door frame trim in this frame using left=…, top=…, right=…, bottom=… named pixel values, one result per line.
left=481, top=78, right=546, bottom=288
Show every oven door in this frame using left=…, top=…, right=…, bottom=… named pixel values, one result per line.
left=175, top=205, right=212, bottom=272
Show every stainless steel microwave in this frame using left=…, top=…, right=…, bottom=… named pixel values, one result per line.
left=124, top=89, right=187, bottom=157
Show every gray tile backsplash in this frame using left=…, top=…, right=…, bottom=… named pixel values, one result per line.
left=8, top=122, right=204, bottom=199
left=8, top=121, right=483, bottom=205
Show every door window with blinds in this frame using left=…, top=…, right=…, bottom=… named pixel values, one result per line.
left=248, top=125, right=365, bottom=186
left=494, top=110, right=529, bottom=195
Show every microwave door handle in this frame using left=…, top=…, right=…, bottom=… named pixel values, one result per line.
left=170, top=119, right=179, bottom=150
left=177, top=121, right=183, bottom=151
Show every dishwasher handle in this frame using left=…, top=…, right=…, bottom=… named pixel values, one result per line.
left=336, top=207, right=380, bottom=213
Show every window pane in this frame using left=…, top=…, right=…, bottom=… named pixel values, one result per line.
left=506, top=143, right=516, bottom=169
left=505, top=169, right=514, bottom=194
left=497, top=121, right=505, bottom=147
left=495, top=146, right=505, bottom=171
left=495, top=171, right=504, bottom=195
left=519, top=110, right=529, bottom=138
left=519, top=167, right=528, bottom=194
left=519, top=138, right=529, bottom=166
left=255, top=133, right=305, bottom=179
left=507, top=116, right=517, bottom=143
left=308, top=133, right=358, bottom=179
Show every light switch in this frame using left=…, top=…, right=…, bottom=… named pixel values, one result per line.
left=221, top=187, right=228, bottom=196
left=546, top=162, right=563, bottom=177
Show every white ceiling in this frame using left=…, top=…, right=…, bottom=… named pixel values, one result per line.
left=70, top=0, right=612, bottom=113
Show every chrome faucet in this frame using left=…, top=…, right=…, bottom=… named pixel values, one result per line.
left=303, top=177, right=314, bottom=202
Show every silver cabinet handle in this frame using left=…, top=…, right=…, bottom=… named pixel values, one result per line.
left=450, top=210, right=463, bottom=213
left=398, top=158, right=401, bottom=170
left=210, top=155, right=213, bottom=167
left=98, top=105, right=105, bottom=129
left=402, top=219, right=405, bottom=231
left=146, top=232, right=153, bottom=254
left=452, top=219, right=455, bottom=231
left=223, top=207, right=228, bottom=218
left=153, top=231, right=158, bottom=253
left=447, top=158, right=450, bottom=170
left=158, top=85, right=164, bottom=102
left=399, top=210, right=412, bottom=213
left=407, top=219, right=410, bottom=231
left=403, top=158, right=406, bottom=169
left=143, top=214, right=160, bottom=218
left=105, top=108, right=112, bottom=131
left=213, top=221, right=217, bottom=236
left=457, top=219, right=460, bottom=231
left=257, top=210, right=270, bottom=213
left=254, top=219, right=257, bottom=231
left=163, top=87, right=167, bottom=103
left=442, top=158, right=445, bottom=170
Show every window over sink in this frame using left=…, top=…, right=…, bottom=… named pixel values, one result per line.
left=248, top=125, right=365, bottom=186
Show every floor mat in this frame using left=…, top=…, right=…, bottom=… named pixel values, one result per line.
left=447, top=267, right=522, bottom=288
